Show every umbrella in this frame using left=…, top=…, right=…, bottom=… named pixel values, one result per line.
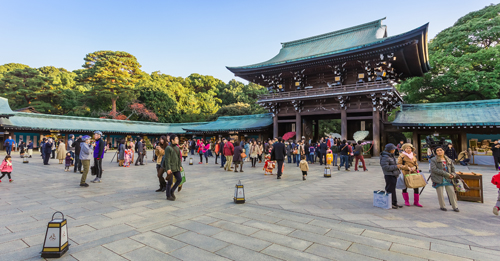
left=353, top=131, right=369, bottom=142
left=282, top=132, right=296, bottom=141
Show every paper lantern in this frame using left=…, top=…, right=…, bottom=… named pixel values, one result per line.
left=23, top=155, right=29, bottom=164
left=41, top=212, right=69, bottom=258
left=189, top=158, right=193, bottom=165
left=324, top=167, right=331, bottom=178
left=234, top=180, right=245, bottom=204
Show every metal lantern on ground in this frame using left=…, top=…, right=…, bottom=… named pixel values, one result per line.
left=189, top=158, right=193, bottom=165
left=234, top=180, right=245, bottom=204
left=23, top=155, right=29, bottom=164
left=41, top=212, right=69, bottom=258
left=324, top=166, right=331, bottom=177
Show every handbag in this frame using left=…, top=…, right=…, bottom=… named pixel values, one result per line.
left=180, top=170, right=186, bottom=185
left=241, top=153, right=247, bottom=158
left=453, top=175, right=469, bottom=193
left=396, top=173, right=406, bottom=189
left=404, top=173, right=427, bottom=188
left=373, top=190, right=391, bottom=209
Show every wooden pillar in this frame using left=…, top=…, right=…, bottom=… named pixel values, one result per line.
left=273, top=115, right=278, bottom=139
left=341, top=110, right=347, bottom=141
left=460, top=131, right=467, bottom=153
left=412, top=131, right=419, bottom=161
left=372, top=110, right=380, bottom=156
left=314, top=120, right=319, bottom=142
left=295, top=112, right=302, bottom=140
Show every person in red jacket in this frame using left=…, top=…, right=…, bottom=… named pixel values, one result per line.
left=223, top=138, right=235, bottom=171
left=492, top=171, right=500, bottom=215
left=0, top=155, right=13, bottom=183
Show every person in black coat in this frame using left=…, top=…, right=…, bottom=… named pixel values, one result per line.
left=491, top=140, right=500, bottom=170
left=444, top=144, right=458, bottom=161
left=43, top=138, right=53, bottom=165
left=319, top=138, right=328, bottom=165
left=135, top=138, right=145, bottom=166
left=233, top=141, right=244, bottom=173
left=271, top=137, right=287, bottom=179
left=73, top=136, right=83, bottom=173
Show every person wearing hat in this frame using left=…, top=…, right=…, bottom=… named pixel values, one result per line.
left=380, top=143, right=404, bottom=209
left=79, top=135, right=92, bottom=187
left=398, top=143, right=423, bottom=207
left=92, top=131, right=106, bottom=183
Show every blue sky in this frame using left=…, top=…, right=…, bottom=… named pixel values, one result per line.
left=0, top=0, right=497, bottom=83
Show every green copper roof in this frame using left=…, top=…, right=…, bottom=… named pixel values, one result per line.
left=228, top=18, right=389, bottom=69
left=393, top=100, right=500, bottom=126
left=183, top=113, right=273, bottom=133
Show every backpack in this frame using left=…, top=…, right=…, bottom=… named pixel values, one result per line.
left=331, top=145, right=339, bottom=153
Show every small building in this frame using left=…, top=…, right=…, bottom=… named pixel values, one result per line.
left=391, top=99, right=500, bottom=165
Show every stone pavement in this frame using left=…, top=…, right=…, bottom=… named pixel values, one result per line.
left=1, top=151, right=500, bottom=261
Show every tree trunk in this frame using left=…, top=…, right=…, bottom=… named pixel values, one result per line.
left=111, top=98, right=117, bottom=116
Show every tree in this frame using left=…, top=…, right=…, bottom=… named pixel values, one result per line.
left=79, top=51, right=144, bottom=115
left=0, top=63, right=30, bottom=76
left=0, top=68, right=56, bottom=111
left=216, top=102, right=253, bottom=116
left=397, top=4, right=500, bottom=103
left=138, top=85, right=180, bottom=123
left=218, top=80, right=267, bottom=113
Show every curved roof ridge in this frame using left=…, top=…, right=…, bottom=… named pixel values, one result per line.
left=217, top=113, right=272, bottom=120
left=282, top=17, right=386, bottom=48
left=402, top=99, right=500, bottom=110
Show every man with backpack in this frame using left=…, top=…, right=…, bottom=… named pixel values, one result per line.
left=330, top=141, right=339, bottom=166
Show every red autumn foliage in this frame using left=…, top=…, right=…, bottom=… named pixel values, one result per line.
left=100, top=102, right=158, bottom=121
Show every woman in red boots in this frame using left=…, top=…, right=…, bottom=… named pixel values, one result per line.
left=398, top=143, right=423, bottom=207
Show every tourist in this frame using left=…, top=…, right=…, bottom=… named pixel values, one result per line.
left=220, top=138, right=226, bottom=168
left=347, top=142, right=354, bottom=167
left=286, top=141, right=293, bottom=164
left=73, top=136, right=83, bottom=173
left=331, top=140, right=339, bottom=166
left=326, top=148, right=333, bottom=166
left=0, top=155, right=13, bottom=183
left=197, top=139, right=205, bottom=164
left=124, top=145, right=133, bottom=167
left=3, top=136, right=15, bottom=156
left=164, top=134, right=183, bottom=201
left=233, top=141, right=244, bottom=172
left=299, top=154, right=309, bottom=181
left=444, top=144, right=458, bottom=162
left=64, top=152, right=72, bottom=172
left=271, top=137, right=286, bottom=179
left=56, top=139, right=67, bottom=164
left=19, top=141, right=26, bottom=158
left=398, top=143, right=423, bottom=207
left=214, top=139, right=220, bottom=164
left=492, top=170, right=500, bottom=215
left=380, top=143, right=403, bottom=209
left=396, top=140, right=404, bottom=156
left=79, top=135, right=92, bottom=187
left=354, top=141, right=367, bottom=171
left=492, top=140, right=500, bottom=170
left=303, top=142, right=310, bottom=163
left=244, top=141, right=250, bottom=162
left=430, top=146, right=459, bottom=212
left=319, top=138, right=328, bottom=165
left=67, top=134, right=75, bottom=166
left=27, top=140, right=33, bottom=158
left=249, top=140, right=259, bottom=168
left=190, top=139, right=196, bottom=156
left=258, top=141, right=263, bottom=163
left=223, top=138, right=235, bottom=171
left=182, top=141, right=189, bottom=162
left=203, top=140, right=210, bottom=164
left=338, top=140, right=349, bottom=170
left=296, top=141, right=304, bottom=167
left=315, top=142, right=321, bottom=163
left=457, top=148, right=471, bottom=166
left=308, top=143, right=315, bottom=164
left=91, top=131, right=105, bottom=183
left=51, top=139, right=56, bottom=159
left=118, top=139, right=125, bottom=166
left=128, top=139, right=135, bottom=162
left=155, top=136, right=167, bottom=192
left=135, top=138, right=145, bottom=166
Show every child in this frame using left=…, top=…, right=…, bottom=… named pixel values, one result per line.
left=124, top=146, right=132, bottom=167
left=326, top=149, right=333, bottom=166
left=64, top=152, right=72, bottom=172
left=0, top=155, right=13, bottom=183
left=299, top=155, right=309, bottom=180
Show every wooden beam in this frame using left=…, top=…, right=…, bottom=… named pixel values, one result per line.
left=296, top=112, right=302, bottom=140
left=277, top=119, right=296, bottom=123
left=346, top=116, right=373, bottom=120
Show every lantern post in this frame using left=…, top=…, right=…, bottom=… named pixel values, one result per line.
left=234, top=180, right=245, bottom=203
left=41, top=212, right=69, bottom=258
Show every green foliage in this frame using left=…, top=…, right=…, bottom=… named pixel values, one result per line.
left=398, top=4, right=500, bottom=103
left=218, top=80, right=268, bottom=113
left=216, top=102, right=253, bottom=116
left=319, top=119, right=341, bottom=136
left=79, top=51, right=144, bottom=113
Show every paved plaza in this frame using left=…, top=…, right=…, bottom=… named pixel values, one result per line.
left=1, top=151, right=500, bottom=260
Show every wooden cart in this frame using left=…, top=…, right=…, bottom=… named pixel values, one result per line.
left=456, top=172, right=484, bottom=203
